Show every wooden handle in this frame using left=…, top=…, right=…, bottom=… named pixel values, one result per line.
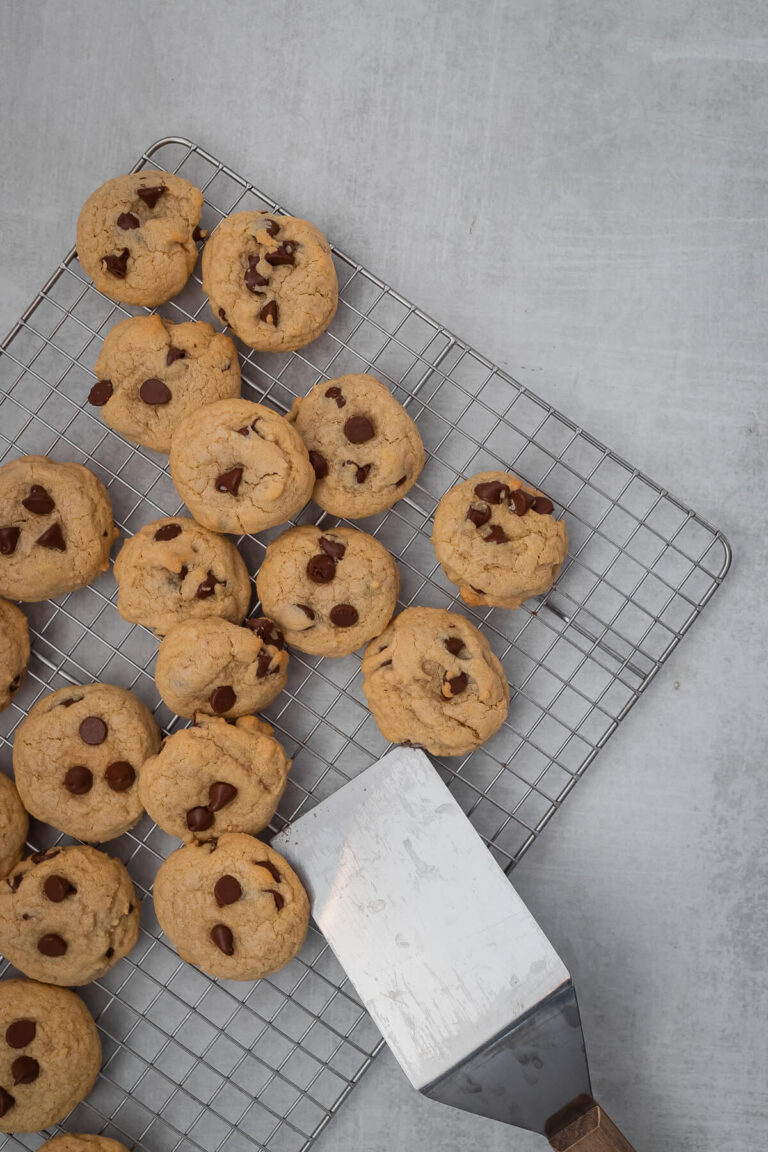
left=546, top=1095, right=636, bottom=1152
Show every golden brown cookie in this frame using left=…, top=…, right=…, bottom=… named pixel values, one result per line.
left=361, top=606, right=510, bottom=756
left=202, top=211, right=337, bottom=351
left=432, top=470, right=568, bottom=609
left=0, top=844, right=139, bottom=986
left=0, top=598, right=29, bottom=713
left=38, top=1135, right=128, bottom=1152
left=153, top=833, right=309, bottom=980
left=76, top=171, right=203, bottom=306
left=13, top=683, right=160, bottom=842
left=0, top=774, right=28, bottom=881
left=88, top=314, right=241, bottom=453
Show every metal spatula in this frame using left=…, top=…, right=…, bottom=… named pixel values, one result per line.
left=274, top=747, right=636, bottom=1152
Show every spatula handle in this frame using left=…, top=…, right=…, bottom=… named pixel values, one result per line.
left=546, top=1096, right=635, bottom=1151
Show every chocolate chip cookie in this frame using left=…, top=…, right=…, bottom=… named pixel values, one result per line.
left=77, top=171, right=203, bottom=307
left=89, top=314, right=241, bottom=453
left=155, top=615, right=288, bottom=719
left=0, top=979, right=101, bottom=1133
left=432, top=470, right=568, bottom=609
left=0, top=774, right=28, bottom=881
left=113, top=516, right=251, bottom=637
left=0, top=456, right=118, bottom=602
left=256, top=525, right=400, bottom=657
left=138, top=714, right=290, bottom=842
left=153, top=833, right=309, bottom=980
left=0, top=598, right=29, bottom=712
left=361, top=606, right=510, bottom=756
left=169, top=399, right=314, bottom=534
left=288, top=374, right=425, bottom=518
left=0, top=844, right=139, bottom=986
left=202, top=211, right=338, bottom=352
left=39, top=1136, right=128, bottom=1152
left=13, top=683, right=161, bottom=842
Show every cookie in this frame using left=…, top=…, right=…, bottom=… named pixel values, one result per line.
left=0, top=598, right=29, bottom=712
left=432, top=471, right=568, bottom=609
left=155, top=616, right=288, bottom=719
left=0, top=774, right=28, bottom=881
left=13, top=683, right=160, bottom=842
left=138, top=714, right=290, bottom=842
left=89, top=314, right=241, bottom=453
left=0, top=844, right=139, bottom=986
left=169, top=399, right=314, bottom=534
left=202, top=211, right=337, bottom=352
left=113, top=516, right=251, bottom=637
left=153, top=833, right=309, bottom=980
left=0, top=979, right=101, bottom=1133
left=288, top=374, right=425, bottom=518
left=39, top=1136, right=128, bottom=1152
left=0, top=456, right=118, bottom=602
left=76, top=171, right=203, bottom=307
left=256, top=525, right=400, bottom=657
left=361, top=606, right=510, bottom=756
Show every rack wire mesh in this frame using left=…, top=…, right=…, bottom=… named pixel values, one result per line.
left=0, top=137, right=731, bottom=1152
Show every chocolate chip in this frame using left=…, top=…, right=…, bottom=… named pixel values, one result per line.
left=179, top=565, right=189, bottom=581
left=259, top=300, right=278, bottom=325
left=154, top=523, right=182, bottom=541
left=137, top=184, right=165, bottom=208
left=395, top=475, right=407, bottom=487
left=79, top=716, right=107, bottom=745
left=210, top=923, right=234, bottom=955
left=344, top=415, right=374, bottom=444
left=9, top=676, right=20, bottom=693
left=218, top=308, right=228, bottom=323
left=319, top=536, right=345, bottom=561
left=246, top=617, right=285, bottom=649
left=64, top=765, right=93, bottom=795
left=209, top=781, right=238, bottom=811
left=0, top=527, right=20, bottom=555
left=444, top=672, right=468, bottom=697
left=444, top=637, right=465, bottom=656
left=140, top=377, right=171, bottom=405
left=11, top=1057, right=38, bottom=1086
left=483, top=525, right=509, bottom=543
left=105, top=947, right=114, bottom=958
left=102, top=248, right=129, bottom=278
left=245, top=253, right=270, bottom=291
left=36, top=523, right=65, bottom=551
left=43, top=875, right=76, bottom=903
left=0, top=1087, right=15, bottom=1116
left=265, top=241, right=297, bottom=266
left=214, top=875, right=242, bottom=906
left=532, top=495, right=555, bottom=515
left=256, top=652, right=272, bottom=678
left=105, top=761, right=135, bottom=792
left=193, top=225, right=207, bottom=242
left=307, top=553, right=336, bottom=583
left=59, top=697, right=79, bottom=708
left=88, top=378, right=113, bottom=406
left=215, top=466, right=243, bottom=496
left=255, top=859, right=282, bottom=882
left=117, top=212, right=140, bottom=230
left=30, top=849, right=60, bottom=864
left=209, top=685, right=236, bottom=714
left=309, top=450, right=328, bottom=479
left=474, top=481, right=509, bottom=504
left=187, top=806, right=214, bottom=832
left=296, top=604, right=315, bottom=620
left=6, top=1020, right=35, bottom=1048
left=38, top=933, right=67, bottom=957
left=166, top=345, right=185, bottom=365
left=346, top=461, right=371, bottom=483
left=325, top=386, right=346, bottom=408
left=510, top=489, right=534, bottom=516
left=196, top=570, right=221, bottom=599
left=330, top=603, right=358, bottom=628
left=466, top=504, right=491, bottom=527
left=263, top=218, right=280, bottom=236
left=271, top=890, right=285, bottom=911
left=22, top=485, right=55, bottom=515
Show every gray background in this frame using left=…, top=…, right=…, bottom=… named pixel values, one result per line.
left=1, top=1, right=766, bottom=1149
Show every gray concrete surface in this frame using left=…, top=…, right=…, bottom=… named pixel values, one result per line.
left=1, top=1, right=766, bottom=1149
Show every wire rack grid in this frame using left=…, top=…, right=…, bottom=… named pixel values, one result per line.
left=0, top=137, right=730, bottom=1152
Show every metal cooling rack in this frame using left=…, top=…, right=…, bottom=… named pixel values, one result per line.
left=0, top=137, right=731, bottom=1152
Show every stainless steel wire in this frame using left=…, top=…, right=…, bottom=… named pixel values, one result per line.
left=0, top=137, right=731, bottom=1152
